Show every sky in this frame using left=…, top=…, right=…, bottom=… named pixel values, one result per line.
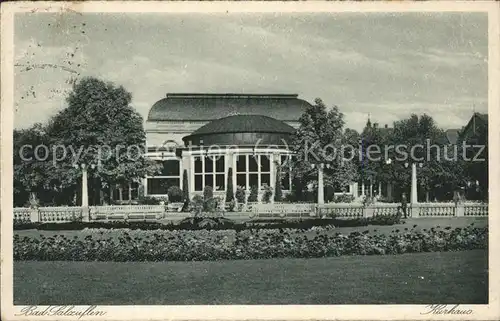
left=14, top=12, right=488, bottom=132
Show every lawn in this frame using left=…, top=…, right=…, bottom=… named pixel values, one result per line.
left=14, top=249, right=488, bottom=305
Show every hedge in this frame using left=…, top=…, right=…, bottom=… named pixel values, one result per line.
left=13, top=224, right=487, bottom=261
left=13, top=214, right=402, bottom=231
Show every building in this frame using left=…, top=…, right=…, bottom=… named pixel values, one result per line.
left=138, top=93, right=319, bottom=202
left=354, top=112, right=488, bottom=203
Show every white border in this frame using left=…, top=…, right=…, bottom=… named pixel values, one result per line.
left=2, top=1, right=499, bottom=320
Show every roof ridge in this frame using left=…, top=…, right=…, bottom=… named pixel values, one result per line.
left=166, top=93, right=298, bottom=98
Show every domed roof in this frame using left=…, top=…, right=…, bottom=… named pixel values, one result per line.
left=148, top=93, right=311, bottom=122
left=182, top=115, right=296, bottom=146
left=191, top=114, right=295, bottom=136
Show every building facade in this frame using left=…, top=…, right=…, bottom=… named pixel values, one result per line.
left=141, top=93, right=317, bottom=202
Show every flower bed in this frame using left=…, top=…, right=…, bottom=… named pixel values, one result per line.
left=14, top=224, right=487, bottom=262
left=13, top=214, right=403, bottom=231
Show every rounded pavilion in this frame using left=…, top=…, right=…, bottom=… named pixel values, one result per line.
left=143, top=93, right=311, bottom=199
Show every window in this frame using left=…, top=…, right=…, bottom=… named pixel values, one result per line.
left=236, top=155, right=246, bottom=172
left=147, top=159, right=181, bottom=195
left=195, top=175, right=203, bottom=192
left=147, top=178, right=180, bottom=195
left=112, top=182, right=139, bottom=202
left=357, top=181, right=363, bottom=196
left=235, top=154, right=272, bottom=190
left=193, top=155, right=225, bottom=191
left=160, top=160, right=180, bottom=176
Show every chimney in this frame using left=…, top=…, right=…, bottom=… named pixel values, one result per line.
left=373, top=123, right=378, bottom=128
left=384, top=124, right=388, bottom=129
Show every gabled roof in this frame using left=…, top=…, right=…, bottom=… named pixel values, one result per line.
left=148, top=93, right=312, bottom=122
left=445, top=129, right=460, bottom=145
left=462, top=112, right=488, bottom=137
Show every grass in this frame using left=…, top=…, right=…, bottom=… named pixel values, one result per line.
left=14, top=249, right=488, bottom=305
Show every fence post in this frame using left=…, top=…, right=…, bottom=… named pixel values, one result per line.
left=410, top=204, right=419, bottom=218
left=456, top=202, right=464, bottom=217
left=363, top=206, right=374, bottom=218
left=82, top=206, right=90, bottom=222
left=29, top=207, right=39, bottom=222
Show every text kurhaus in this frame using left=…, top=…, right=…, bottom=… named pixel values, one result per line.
left=422, top=304, right=473, bottom=315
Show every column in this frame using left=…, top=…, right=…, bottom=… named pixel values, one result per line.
left=361, top=180, right=365, bottom=196
left=317, top=165, right=324, bottom=205
left=270, top=153, right=276, bottom=204
left=143, top=178, right=148, bottom=197
left=352, top=182, right=358, bottom=198
left=81, top=165, right=90, bottom=222
left=411, top=163, right=418, bottom=204
left=128, top=182, right=132, bottom=205
left=82, top=166, right=88, bottom=207
left=369, top=180, right=373, bottom=198
left=387, top=182, right=392, bottom=201
left=378, top=181, right=382, bottom=198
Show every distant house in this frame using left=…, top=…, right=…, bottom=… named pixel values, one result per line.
left=354, top=112, right=488, bottom=203
left=460, top=112, right=488, bottom=200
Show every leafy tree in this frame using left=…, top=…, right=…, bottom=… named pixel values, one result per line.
left=46, top=77, right=160, bottom=204
left=359, top=120, right=384, bottom=185
left=14, top=123, right=53, bottom=206
left=386, top=114, right=464, bottom=201
left=290, top=98, right=357, bottom=201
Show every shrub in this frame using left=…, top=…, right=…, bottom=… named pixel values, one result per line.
left=191, top=195, right=204, bottom=216
left=202, top=186, right=214, bottom=212
left=177, top=217, right=237, bottom=230
left=203, top=186, right=213, bottom=200
left=13, top=224, right=488, bottom=262
left=235, top=187, right=246, bottom=204
left=225, top=168, right=235, bottom=211
left=262, top=184, right=273, bottom=203
left=274, top=165, right=282, bottom=202
left=334, top=193, right=355, bottom=203
left=182, top=170, right=190, bottom=210
left=167, top=186, right=183, bottom=202
left=226, top=168, right=234, bottom=204
left=204, top=197, right=219, bottom=213
left=138, top=196, right=161, bottom=205
left=226, top=200, right=236, bottom=212
left=284, top=193, right=296, bottom=203
left=248, top=185, right=259, bottom=202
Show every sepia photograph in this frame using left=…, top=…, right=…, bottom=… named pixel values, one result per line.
left=1, top=1, right=499, bottom=320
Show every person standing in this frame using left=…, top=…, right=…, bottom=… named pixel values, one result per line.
left=401, top=192, right=408, bottom=218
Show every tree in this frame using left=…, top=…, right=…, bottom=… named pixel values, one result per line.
left=226, top=167, right=234, bottom=203
left=290, top=98, right=357, bottom=201
left=182, top=169, right=190, bottom=210
left=274, top=164, right=282, bottom=202
left=14, top=123, right=53, bottom=206
left=46, top=77, right=160, bottom=204
left=386, top=114, right=464, bottom=201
